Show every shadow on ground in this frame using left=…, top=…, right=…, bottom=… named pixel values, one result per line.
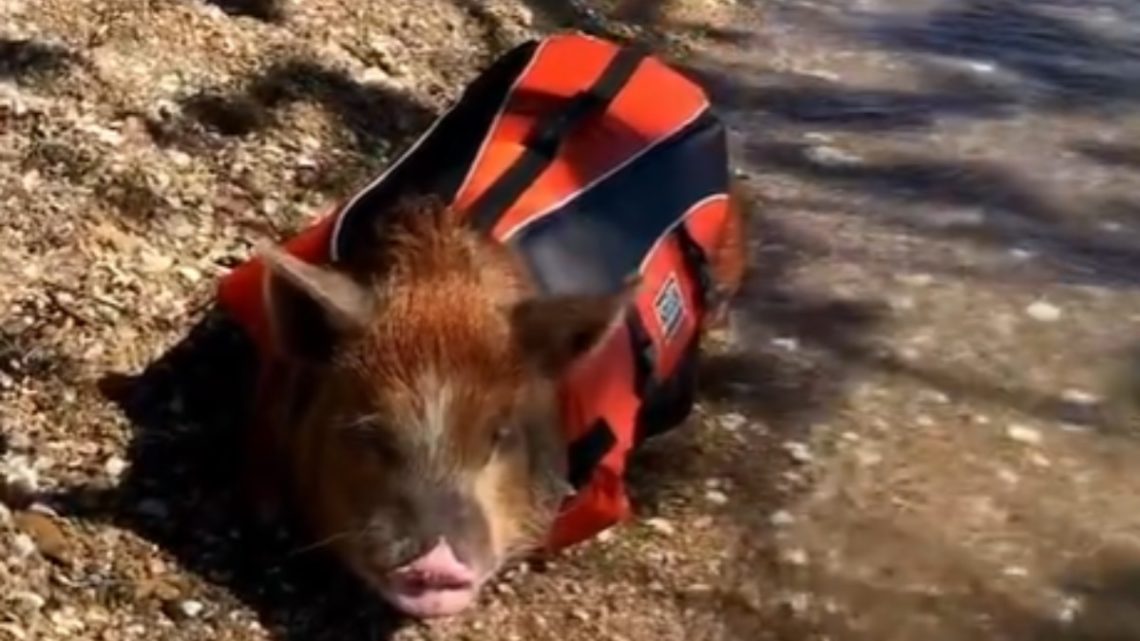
left=1072, top=141, right=1140, bottom=171
left=201, top=0, right=285, bottom=22
left=58, top=310, right=407, bottom=641
left=743, top=141, right=1140, bottom=289
left=676, top=502, right=1140, bottom=641
left=861, top=0, right=1140, bottom=114
left=0, top=38, right=78, bottom=82
left=141, top=57, right=437, bottom=209
left=177, top=59, right=435, bottom=150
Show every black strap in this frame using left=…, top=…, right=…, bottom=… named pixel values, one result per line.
left=469, top=45, right=648, bottom=232
left=626, top=313, right=656, bottom=397
left=566, top=418, right=618, bottom=489
left=673, top=221, right=714, bottom=313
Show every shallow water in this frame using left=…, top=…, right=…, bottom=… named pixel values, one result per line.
left=665, top=1, right=1140, bottom=638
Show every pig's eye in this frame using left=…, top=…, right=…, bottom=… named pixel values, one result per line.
left=341, top=420, right=400, bottom=461
left=492, top=424, right=521, bottom=451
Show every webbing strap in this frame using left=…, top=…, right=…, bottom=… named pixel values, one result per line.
left=673, top=221, right=714, bottom=313
left=566, top=418, right=618, bottom=490
left=468, top=45, right=648, bottom=232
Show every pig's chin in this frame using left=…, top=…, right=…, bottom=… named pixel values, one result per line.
left=351, top=557, right=492, bottom=619
left=377, top=580, right=482, bottom=619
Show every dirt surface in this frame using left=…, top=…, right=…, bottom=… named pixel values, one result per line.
left=3, top=0, right=1140, bottom=640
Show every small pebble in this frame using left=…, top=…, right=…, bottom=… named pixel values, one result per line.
left=782, top=548, right=809, bottom=566
left=891, top=296, right=916, bottom=312
left=1025, top=300, right=1062, bottom=322
left=360, top=66, right=390, bottom=84
left=139, top=251, right=174, bottom=274
left=1006, top=424, right=1043, bottom=446
left=898, top=273, right=934, bottom=287
left=770, top=337, right=799, bottom=352
left=931, top=208, right=985, bottom=228
left=12, top=533, right=36, bottom=558
left=167, top=150, right=192, bottom=168
left=1056, top=595, right=1083, bottom=624
left=13, top=510, right=68, bottom=564
left=166, top=599, right=204, bottom=620
left=704, top=490, right=729, bottom=506
left=1003, top=566, right=1029, bottom=578
left=964, top=60, right=997, bottom=74
left=0, top=456, right=39, bottom=509
left=645, top=517, right=675, bottom=536
left=784, top=592, right=812, bottom=614
left=997, top=468, right=1020, bottom=485
left=923, top=389, right=951, bottom=404
left=783, top=441, right=814, bottom=465
left=717, top=413, right=746, bottom=431
left=6, top=590, right=45, bottom=613
left=805, top=144, right=862, bottom=166
left=104, top=456, right=127, bottom=478
left=176, top=266, right=203, bottom=284
left=855, top=446, right=883, bottom=467
left=1060, top=389, right=1099, bottom=405
left=569, top=608, right=590, bottom=622
left=769, top=510, right=795, bottom=527
left=27, top=502, right=58, bottom=518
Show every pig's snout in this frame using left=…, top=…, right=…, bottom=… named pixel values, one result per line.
left=392, top=539, right=476, bottom=588
left=381, top=539, right=480, bottom=618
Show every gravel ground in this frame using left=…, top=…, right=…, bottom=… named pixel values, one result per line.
left=2, top=0, right=1140, bottom=640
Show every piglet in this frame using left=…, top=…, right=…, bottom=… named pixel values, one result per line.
left=245, top=195, right=635, bottom=618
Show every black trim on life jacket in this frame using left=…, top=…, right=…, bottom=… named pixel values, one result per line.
left=468, top=45, right=649, bottom=232
left=332, top=39, right=541, bottom=263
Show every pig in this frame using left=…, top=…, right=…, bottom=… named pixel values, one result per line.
left=244, top=189, right=749, bottom=619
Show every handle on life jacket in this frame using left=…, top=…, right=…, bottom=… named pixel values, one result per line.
left=467, top=44, right=648, bottom=231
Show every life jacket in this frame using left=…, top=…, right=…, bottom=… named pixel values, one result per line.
left=215, top=32, right=733, bottom=551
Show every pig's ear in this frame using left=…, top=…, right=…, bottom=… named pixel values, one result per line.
left=257, top=242, right=374, bottom=361
left=510, top=277, right=639, bottom=376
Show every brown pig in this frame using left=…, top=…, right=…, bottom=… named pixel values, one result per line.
left=243, top=188, right=749, bottom=618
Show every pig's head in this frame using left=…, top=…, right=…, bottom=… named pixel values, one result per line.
left=256, top=197, right=631, bottom=618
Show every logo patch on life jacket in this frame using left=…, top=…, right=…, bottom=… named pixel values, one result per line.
left=653, top=273, right=687, bottom=341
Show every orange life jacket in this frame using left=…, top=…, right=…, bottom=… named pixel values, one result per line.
left=216, top=32, right=733, bottom=551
